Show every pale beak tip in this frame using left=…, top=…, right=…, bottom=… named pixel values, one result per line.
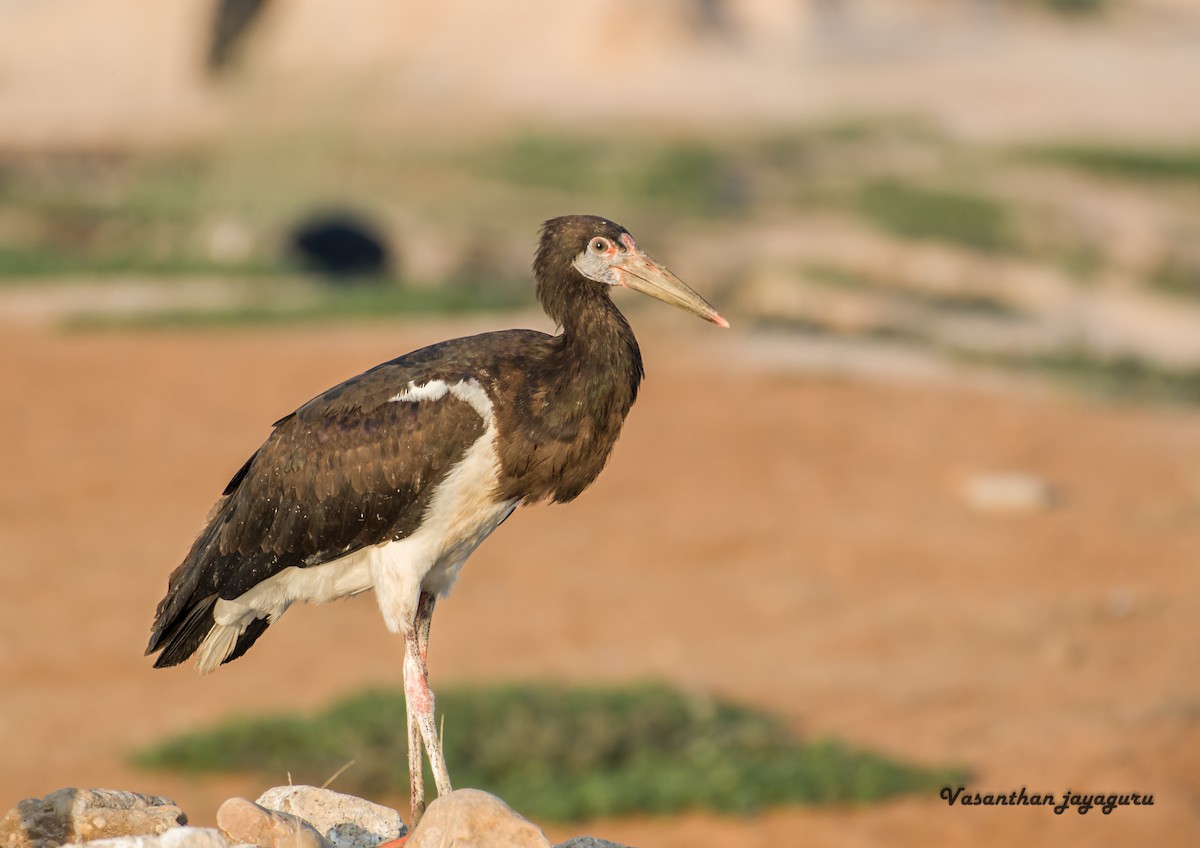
left=711, top=313, right=731, bottom=329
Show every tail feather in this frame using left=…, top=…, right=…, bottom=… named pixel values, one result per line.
left=149, top=593, right=219, bottom=668
left=148, top=590, right=275, bottom=672
left=223, top=616, right=271, bottom=665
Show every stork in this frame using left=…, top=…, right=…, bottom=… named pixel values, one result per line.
left=146, top=215, right=728, bottom=822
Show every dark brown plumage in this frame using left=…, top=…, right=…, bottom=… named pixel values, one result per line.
left=145, top=214, right=727, bottom=822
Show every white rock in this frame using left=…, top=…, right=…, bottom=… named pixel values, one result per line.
left=254, top=787, right=405, bottom=848
left=61, top=827, right=228, bottom=848
left=962, top=472, right=1059, bottom=513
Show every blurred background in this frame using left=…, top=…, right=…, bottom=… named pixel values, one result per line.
left=1, top=1, right=1199, bottom=846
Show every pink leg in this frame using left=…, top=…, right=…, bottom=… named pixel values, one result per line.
left=404, top=649, right=425, bottom=824
left=403, top=591, right=451, bottom=826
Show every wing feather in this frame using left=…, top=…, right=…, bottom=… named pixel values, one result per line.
left=147, top=328, right=559, bottom=667
left=147, top=366, right=488, bottom=662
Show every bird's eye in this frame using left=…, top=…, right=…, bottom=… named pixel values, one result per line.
left=590, top=238, right=611, bottom=254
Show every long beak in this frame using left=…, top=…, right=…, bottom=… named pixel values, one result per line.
left=613, top=248, right=730, bottom=329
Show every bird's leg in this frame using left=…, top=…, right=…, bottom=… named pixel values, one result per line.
left=403, top=591, right=437, bottom=824
left=415, top=590, right=453, bottom=796
left=415, top=589, right=434, bottom=678
left=403, top=648, right=425, bottom=825
left=403, top=590, right=453, bottom=810
left=405, top=662, right=424, bottom=825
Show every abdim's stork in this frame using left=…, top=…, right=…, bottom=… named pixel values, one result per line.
left=146, top=215, right=728, bottom=820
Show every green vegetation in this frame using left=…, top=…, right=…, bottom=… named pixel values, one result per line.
left=8, top=125, right=1199, bottom=371
left=1028, top=145, right=1200, bottom=182
left=0, top=126, right=1041, bottom=291
left=0, top=248, right=275, bottom=280
left=475, top=121, right=942, bottom=219
left=0, top=154, right=268, bottom=280
left=1019, top=350, right=1200, bottom=405
left=0, top=133, right=759, bottom=287
left=479, top=134, right=743, bottom=217
left=134, top=682, right=962, bottom=820
left=482, top=135, right=601, bottom=193
left=1027, top=0, right=1108, bottom=14
left=1149, top=255, right=1200, bottom=300
left=854, top=180, right=1017, bottom=253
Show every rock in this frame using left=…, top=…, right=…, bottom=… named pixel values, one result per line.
left=554, top=839, right=635, bottom=848
left=406, top=790, right=550, bottom=848
left=1, top=789, right=186, bottom=848
left=961, top=472, right=1059, bottom=513
left=254, top=787, right=406, bottom=848
left=62, top=828, right=229, bottom=848
left=216, top=799, right=329, bottom=848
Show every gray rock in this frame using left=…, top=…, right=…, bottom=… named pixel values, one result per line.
left=1, top=789, right=186, bottom=848
left=406, top=790, right=550, bottom=848
left=216, top=799, right=328, bottom=848
left=555, top=840, right=635, bottom=848
left=254, top=787, right=405, bottom=848
left=62, top=828, right=229, bottom=848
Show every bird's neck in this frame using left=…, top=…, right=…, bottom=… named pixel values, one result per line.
left=553, top=291, right=644, bottom=397
left=497, top=286, right=645, bottom=505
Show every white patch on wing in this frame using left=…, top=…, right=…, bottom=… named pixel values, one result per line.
left=447, top=378, right=494, bottom=421
left=195, top=375, right=515, bottom=673
left=388, top=379, right=449, bottom=404
left=389, top=377, right=493, bottom=424
left=371, top=387, right=514, bottom=631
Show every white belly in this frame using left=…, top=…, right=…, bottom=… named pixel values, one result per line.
left=196, top=377, right=516, bottom=673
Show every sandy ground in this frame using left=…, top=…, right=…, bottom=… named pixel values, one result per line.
left=1, top=313, right=1198, bottom=847
left=5, top=1, right=1200, bottom=149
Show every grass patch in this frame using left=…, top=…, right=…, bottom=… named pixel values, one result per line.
left=1148, top=255, right=1200, bottom=300
left=1028, top=145, right=1200, bottom=182
left=1024, top=0, right=1108, bottom=14
left=134, top=682, right=962, bottom=820
left=913, top=291, right=1023, bottom=318
left=0, top=247, right=279, bottom=280
left=854, top=180, right=1017, bottom=253
left=482, top=135, right=603, bottom=193
left=478, top=134, right=746, bottom=217
left=1015, top=350, right=1200, bottom=405
left=638, top=141, right=743, bottom=214
left=0, top=152, right=233, bottom=279
left=802, top=263, right=873, bottom=290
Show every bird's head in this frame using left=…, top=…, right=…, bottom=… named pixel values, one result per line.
left=535, top=215, right=729, bottom=329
